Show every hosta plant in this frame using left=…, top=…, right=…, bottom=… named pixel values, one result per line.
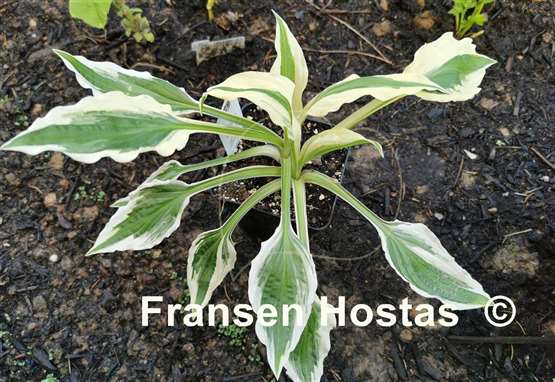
left=2, top=12, right=496, bottom=382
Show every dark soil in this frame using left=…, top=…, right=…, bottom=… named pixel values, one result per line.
left=218, top=103, right=349, bottom=232
left=1, top=0, right=554, bottom=381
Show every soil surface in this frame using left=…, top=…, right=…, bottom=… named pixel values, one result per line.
left=219, top=103, right=349, bottom=232
left=1, top=0, right=554, bottom=381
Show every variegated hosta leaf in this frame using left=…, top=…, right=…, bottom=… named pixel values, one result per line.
left=304, top=32, right=495, bottom=117
left=91, top=165, right=280, bottom=255
left=299, top=128, right=383, bottom=165
left=54, top=50, right=197, bottom=112
left=403, top=32, right=496, bottom=102
left=285, top=297, right=336, bottom=382
left=377, top=220, right=490, bottom=309
left=304, top=171, right=490, bottom=310
left=87, top=180, right=191, bottom=255
left=203, top=71, right=295, bottom=130
left=248, top=223, right=317, bottom=378
left=1, top=92, right=192, bottom=163
left=271, top=11, right=308, bottom=114
left=112, top=148, right=281, bottom=209
left=1, top=92, right=281, bottom=163
left=111, top=160, right=188, bottom=208
left=217, top=99, right=243, bottom=155
left=187, top=228, right=236, bottom=306
left=305, top=73, right=442, bottom=117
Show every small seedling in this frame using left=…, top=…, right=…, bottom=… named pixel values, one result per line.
left=69, top=0, right=154, bottom=43
left=73, top=185, right=88, bottom=201
left=41, top=375, right=59, bottom=382
left=218, top=323, right=247, bottom=347
left=2, top=11, right=496, bottom=382
left=449, top=0, right=495, bottom=38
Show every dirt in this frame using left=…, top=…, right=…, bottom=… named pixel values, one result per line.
left=218, top=103, right=349, bottom=233
left=1, top=0, right=554, bottom=381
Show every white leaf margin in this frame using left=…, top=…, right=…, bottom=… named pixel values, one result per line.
left=248, top=223, right=318, bottom=377
left=87, top=179, right=191, bottom=255
left=187, top=229, right=237, bottom=307
left=1, top=92, right=190, bottom=164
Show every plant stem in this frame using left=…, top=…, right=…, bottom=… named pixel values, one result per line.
left=333, top=96, right=404, bottom=130
left=223, top=179, right=281, bottom=235
left=188, top=166, right=281, bottom=195
left=280, top=156, right=293, bottom=227
left=292, top=179, right=309, bottom=251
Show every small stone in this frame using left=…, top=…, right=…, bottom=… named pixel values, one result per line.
left=372, top=20, right=392, bottom=37
left=498, top=127, right=510, bottom=137
left=44, top=192, right=57, bottom=208
left=61, top=256, right=73, bottom=271
left=5, top=173, right=20, bottom=186
left=48, top=152, right=64, bottom=170
left=31, top=103, right=43, bottom=117
left=308, top=20, right=318, bottom=32
left=541, top=175, right=550, bottom=182
left=489, top=244, right=539, bottom=278
left=318, top=194, right=325, bottom=201
left=183, top=343, right=195, bottom=353
left=487, top=207, right=498, bottom=215
left=463, top=149, right=478, bottom=160
left=49, top=254, right=59, bottom=263
left=28, top=18, right=37, bottom=29
left=59, top=178, right=70, bottom=189
left=74, top=206, right=99, bottom=222
left=461, top=171, right=477, bottom=188
left=414, top=11, right=435, bottom=30
left=414, top=212, right=428, bottom=223
left=480, top=97, right=499, bottom=110
left=415, top=185, right=429, bottom=194
left=542, top=32, right=552, bottom=44
left=433, top=212, right=444, bottom=220
left=32, top=295, right=48, bottom=312
left=399, top=328, right=414, bottom=343
left=378, top=0, right=389, bottom=11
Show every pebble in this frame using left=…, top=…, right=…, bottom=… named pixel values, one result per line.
left=480, top=97, right=499, bottom=110
left=48, top=152, right=64, bottom=170
left=433, top=212, right=444, bottom=220
left=541, top=175, right=549, bottom=182
left=414, top=11, right=435, bottom=30
left=5, top=173, right=20, bottom=186
left=399, top=328, right=414, bottom=343
left=463, top=149, right=478, bottom=160
left=43, top=192, right=57, bottom=208
left=49, top=254, right=59, bottom=263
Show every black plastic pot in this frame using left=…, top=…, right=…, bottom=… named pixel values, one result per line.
left=219, top=103, right=351, bottom=241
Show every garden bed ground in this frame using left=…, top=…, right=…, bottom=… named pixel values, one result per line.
left=0, top=0, right=553, bottom=381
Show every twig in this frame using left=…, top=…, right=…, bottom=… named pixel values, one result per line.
left=453, top=156, right=465, bottom=189
left=305, top=0, right=393, bottom=65
left=313, top=245, right=380, bottom=261
left=530, top=146, right=555, bottom=171
left=392, top=148, right=404, bottom=219
left=448, top=336, right=555, bottom=346
left=503, top=228, right=532, bottom=243
left=321, top=9, right=373, bottom=14
left=302, top=47, right=386, bottom=62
